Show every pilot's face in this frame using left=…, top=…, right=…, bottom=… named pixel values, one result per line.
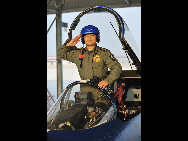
left=84, top=34, right=97, bottom=46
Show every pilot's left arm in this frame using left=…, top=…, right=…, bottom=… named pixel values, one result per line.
left=103, top=50, right=122, bottom=86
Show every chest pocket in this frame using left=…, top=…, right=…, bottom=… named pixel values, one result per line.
left=76, top=59, right=85, bottom=69
left=93, top=58, right=104, bottom=69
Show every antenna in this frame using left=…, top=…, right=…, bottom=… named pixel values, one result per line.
left=110, top=22, right=119, bottom=38
left=110, top=22, right=133, bottom=70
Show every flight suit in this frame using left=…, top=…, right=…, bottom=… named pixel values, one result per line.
left=57, top=43, right=122, bottom=86
left=57, top=43, right=122, bottom=104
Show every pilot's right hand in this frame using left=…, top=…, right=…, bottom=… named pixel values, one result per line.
left=66, top=34, right=82, bottom=46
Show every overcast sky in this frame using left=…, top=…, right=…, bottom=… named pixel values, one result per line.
left=47, top=7, right=141, bottom=58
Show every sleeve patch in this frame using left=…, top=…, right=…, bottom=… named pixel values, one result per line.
left=109, top=54, right=116, bottom=61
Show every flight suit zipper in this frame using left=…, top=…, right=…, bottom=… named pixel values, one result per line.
left=88, top=52, right=89, bottom=68
left=92, top=53, right=94, bottom=76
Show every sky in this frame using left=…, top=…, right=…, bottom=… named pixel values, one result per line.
left=47, top=7, right=141, bottom=59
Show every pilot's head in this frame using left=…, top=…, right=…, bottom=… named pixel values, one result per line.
left=81, top=25, right=100, bottom=46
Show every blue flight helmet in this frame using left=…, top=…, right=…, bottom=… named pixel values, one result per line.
left=81, top=25, right=100, bottom=44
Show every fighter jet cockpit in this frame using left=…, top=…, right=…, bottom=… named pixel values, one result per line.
left=47, top=81, right=116, bottom=130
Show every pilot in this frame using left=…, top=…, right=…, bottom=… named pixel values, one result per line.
left=57, top=25, right=122, bottom=89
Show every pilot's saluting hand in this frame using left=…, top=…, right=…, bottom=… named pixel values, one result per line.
left=66, top=34, right=82, bottom=46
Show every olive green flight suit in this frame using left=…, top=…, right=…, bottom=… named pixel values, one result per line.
left=57, top=43, right=122, bottom=86
left=57, top=43, right=122, bottom=105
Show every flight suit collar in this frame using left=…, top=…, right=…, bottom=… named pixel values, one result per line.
left=85, top=44, right=98, bottom=54
left=94, top=44, right=99, bottom=54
